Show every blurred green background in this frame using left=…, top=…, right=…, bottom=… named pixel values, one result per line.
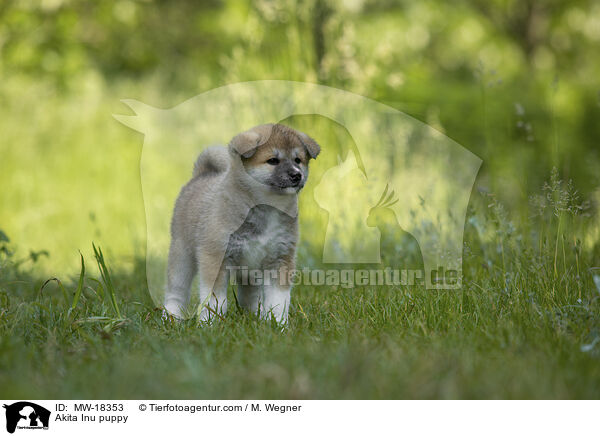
left=1, top=0, right=599, bottom=274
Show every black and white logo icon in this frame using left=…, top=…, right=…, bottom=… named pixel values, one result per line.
left=3, top=402, right=50, bottom=434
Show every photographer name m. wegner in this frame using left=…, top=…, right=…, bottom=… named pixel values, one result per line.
left=226, top=266, right=459, bottom=288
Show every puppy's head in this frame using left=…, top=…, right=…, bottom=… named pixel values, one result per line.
left=229, top=123, right=320, bottom=194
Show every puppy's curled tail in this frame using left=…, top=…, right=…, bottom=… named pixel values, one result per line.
left=192, top=146, right=229, bottom=178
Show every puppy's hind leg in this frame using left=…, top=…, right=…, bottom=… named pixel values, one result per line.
left=164, top=238, right=196, bottom=319
left=197, top=256, right=229, bottom=323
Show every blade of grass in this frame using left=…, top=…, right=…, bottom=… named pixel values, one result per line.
left=92, top=243, right=122, bottom=318
left=39, top=277, right=69, bottom=305
left=71, top=252, right=85, bottom=310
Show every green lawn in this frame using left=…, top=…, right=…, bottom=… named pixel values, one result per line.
left=1, top=207, right=599, bottom=399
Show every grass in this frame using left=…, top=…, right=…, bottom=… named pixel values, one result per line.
left=1, top=176, right=599, bottom=399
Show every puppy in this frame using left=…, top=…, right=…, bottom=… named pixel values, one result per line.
left=164, top=123, right=320, bottom=324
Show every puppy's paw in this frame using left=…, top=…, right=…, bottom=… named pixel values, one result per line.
left=259, top=310, right=288, bottom=331
left=197, top=306, right=222, bottom=325
left=161, top=307, right=182, bottom=325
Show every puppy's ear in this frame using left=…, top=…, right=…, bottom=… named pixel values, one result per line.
left=229, top=124, right=273, bottom=158
left=296, top=132, right=321, bottom=159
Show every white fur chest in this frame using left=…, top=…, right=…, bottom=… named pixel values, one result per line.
left=226, top=205, right=297, bottom=270
left=242, top=210, right=287, bottom=268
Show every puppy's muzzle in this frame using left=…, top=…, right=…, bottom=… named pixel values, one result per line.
left=288, top=170, right=302, bottom=187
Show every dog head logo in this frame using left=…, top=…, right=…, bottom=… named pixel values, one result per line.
left=114, top=80, right=481, bottom=307
left=3, top=402, right=50, bottom=434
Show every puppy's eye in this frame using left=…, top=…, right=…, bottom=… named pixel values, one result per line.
left=294, top=157, right=302, bottom=164
left=266, top=158, right=280, bottom=165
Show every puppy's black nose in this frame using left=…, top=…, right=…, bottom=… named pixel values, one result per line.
left=289, top=171, right=302, bottom=184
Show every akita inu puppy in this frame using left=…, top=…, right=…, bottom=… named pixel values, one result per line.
left=164, top=123, right=320, bottom=324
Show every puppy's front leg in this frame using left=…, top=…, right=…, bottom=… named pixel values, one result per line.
left=261, top=283, right=291, bottom=325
